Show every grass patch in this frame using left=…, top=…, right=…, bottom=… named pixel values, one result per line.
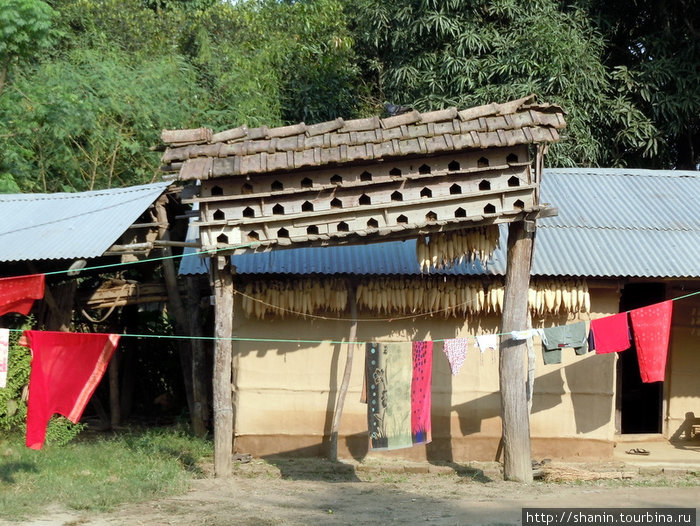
left=0, top=427, right=212, bottom=521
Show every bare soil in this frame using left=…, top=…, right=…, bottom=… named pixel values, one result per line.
left=6, top=458, right=700, bottom=526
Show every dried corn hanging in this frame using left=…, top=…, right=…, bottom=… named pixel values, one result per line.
left=416, top=225, right=500, bottom=272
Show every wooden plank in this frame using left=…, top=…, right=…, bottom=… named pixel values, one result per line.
left=499, top=220, right=534, bottom=483
left=213, top=257, right=234, bottom=477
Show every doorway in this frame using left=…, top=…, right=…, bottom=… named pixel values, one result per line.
left=616, top=282, right=665, bottom=434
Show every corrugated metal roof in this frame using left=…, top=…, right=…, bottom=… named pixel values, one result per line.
left=0, top=182, right=170, bottom=262
left=180, top=168, right=700, bottom=279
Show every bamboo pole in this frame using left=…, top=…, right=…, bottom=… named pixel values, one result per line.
left=499, top=220, right=534, bottom=483
left=328, top=285, right=358, bottom=461
left=212, top=257, right=234, bottom=477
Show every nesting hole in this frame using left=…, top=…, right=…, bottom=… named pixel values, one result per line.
left=337, top=221, right=349, bottom=232
left=211, top=185, right=224, bottom=196
left=359, top=194, right=371, bottom=206
left=213, top=209, right=225, bottom=220
left=272, top=203, right=285, bottom=215
left=425, top=211, right=438, bottom=222
left=506, top=153, right=519, bottom=164
left=514, top=199, right=525, bottom=209
left=484, top=203, right=496, bottom=214
left=330, top=198, right=343, bottom=209
left=367, top=218, right=379, bottom=229
left=241, top=183, right=253, bottom=194
left=389, top=167, right=402, bottom=177
left=271, top=180, right=283, bottom=192
left=277, top=228, right=289, bottom=238
left=307, top=225, right=319, bottom=235
left=397, top=214, right=409, bottom=224
left=508, top=176, right=520, bottom=187
left=391, top=191, right=403, bottom=202
left=477, top=157, right=489, bottom=168
left=360, top=171, right=372, bottom=182
left=420, top=187, right=432, bottom=198
left=217, top=233, right=229, bottom=243
left=479, top=180, right=491, bottom=191
left=246, top=231, right=259, bottom=241
left=448, top=160, right=460, bottom=171
left=330, top=174, right=343, bottom=185
left=418, top=164, right=431, bottom=175
left=302, top=201, right=314, bottom=212
left=455, top=207, right=467, bottom=218
left=242, top=207, right=255, bottom=218
left=301, top=177, right=313, bottom=188
left=449, top=183, right=462, bottom=195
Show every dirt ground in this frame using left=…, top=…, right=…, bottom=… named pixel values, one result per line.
left=6, top=457, right=700, bottom=526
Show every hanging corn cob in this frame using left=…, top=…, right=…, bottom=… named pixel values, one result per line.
left=416, top=225, right=500, bottom=272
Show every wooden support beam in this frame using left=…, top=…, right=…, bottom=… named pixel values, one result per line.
left=186, top=275, right=209, bottom=437
left=213, top=256, right=234, bottom=477
left=499, top=220, right=534, bottom=483
left=328, top=285, right=358, bottom=461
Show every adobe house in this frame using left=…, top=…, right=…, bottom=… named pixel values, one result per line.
left=175, top=167, right=700, bottom=464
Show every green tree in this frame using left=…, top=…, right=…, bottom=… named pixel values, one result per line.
left=582, top=0, right=699, bottom=169
left=0, top=0, right=55, bottom=96
left=350, top=0, right=659, bottom=167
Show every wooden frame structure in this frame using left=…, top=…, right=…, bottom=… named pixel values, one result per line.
left=161, top=95, right=566, bottom=482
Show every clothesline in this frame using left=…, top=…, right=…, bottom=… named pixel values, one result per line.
left=4, top=289, right=699, bottom=346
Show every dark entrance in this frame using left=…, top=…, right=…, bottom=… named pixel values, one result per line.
left=617, top=282, right=665, bottom=434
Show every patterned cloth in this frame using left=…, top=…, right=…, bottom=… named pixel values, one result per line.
left=365, top=342, right=413, bottom=450
left=589, top=312, right=631, bottom=354
left=411, top=341, right=432, bottom=445
left=0, top=329, right=8, bottom=388
left=0, top=274, right=45, bottom=317
left=442, top=338, right=468, bottom=375
left=629, top=301, right=673, bottom=383
left=20, top=331, right=120, bottom=449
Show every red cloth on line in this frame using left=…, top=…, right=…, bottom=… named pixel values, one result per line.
left=411, top=340, right=432, bottom=445
left=0, top=274, right=45, bottom=316
left=629, top=300, right=673, bottom=383
left=20, top=331, right=120, bottom=450
left=590, top=312, right=631, bottom=354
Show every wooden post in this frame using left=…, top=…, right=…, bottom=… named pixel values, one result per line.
left=329, top=285, right=358, bottom=461
left=212, top=256, right=234, bottom=477
left=499, top=220, right=535, bottom=483
left=186, top=275, right=209, bottom=437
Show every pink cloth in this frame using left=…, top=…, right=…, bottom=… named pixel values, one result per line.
left=20, top=331, right=120, bottom=449
left=590, top=312, right=631, bottom=354
left=629, top=301, right=673, bottom=383
left=442, top=338, right=468, bottom=375
left=411, top=341, right=432, bottom=445
left=0, top=328, right=8, bottom=388
left=0, top=274, right=45, bottom=316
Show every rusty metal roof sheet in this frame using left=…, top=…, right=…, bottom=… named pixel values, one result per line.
left=0, top=182, right=170, bottom=262
left=161, top=95, right=566, bottom=180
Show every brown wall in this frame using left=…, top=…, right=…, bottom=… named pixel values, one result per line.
left=230, top=283, right=622, bottom=461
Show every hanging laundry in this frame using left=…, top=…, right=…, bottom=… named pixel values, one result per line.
left=510, top=328, right=545, bottom=342
left=20, top=331, right=120, bottom=449
left=411, top=341, right=432, bottom=445
left=442, top=338, right=468, bottom=375
left=0, top=328, right=8, bottom=388
left=365, top=342, right=413, bottom=450
left=629, top=300, right=673, bottom=383
left=475, top=334, right=499, bottom=354
left=0, top=274, right=45, bottom=317
left=589, top=312, right=631, bottom=354
left=541, top=322, right=588, bottom=365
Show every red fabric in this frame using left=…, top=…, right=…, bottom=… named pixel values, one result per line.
left=411, top=340, right=432, bottom=445
left=20, top=331, right=120, bottom=449
left=629, top=300, right=673, bottom=383
left=0, top=274, right=45, bottom=316
left=590, top=312, right=631, bottom=354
